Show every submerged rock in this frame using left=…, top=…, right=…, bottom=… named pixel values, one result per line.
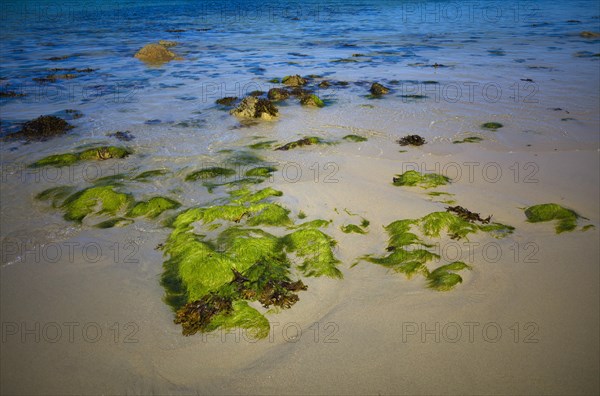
left=158, top=40, right=178, bottom=47
left=216, top=96, right=238, bottom=106
left=580, top=31, right=600, bottom=38
left=230, top=96, right=278, bottom=120
left=275, top=136, right=322, bottom=151
left=134, top=43, right=180, bottom=64
left=9, top=115, right=73, bottom=141
left=370, top=82, right=390, bottom=95
left=267, top=88, right=290, bottom=101
left=281, top=74, right=307, bottom=86
left=107, top=131, right=135, bottom=141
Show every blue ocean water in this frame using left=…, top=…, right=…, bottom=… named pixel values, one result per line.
left=1, top=0, right=598, bottom=145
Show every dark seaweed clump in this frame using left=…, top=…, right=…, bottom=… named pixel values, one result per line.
left=8, top=115, right=73, bottom=141
left=446, top=206, right=491, bottom=224
left=397, top=134, right=426, bottom=146
left=107, top=131, right=135, bottom=141
left=216, top=96, right=238, bottom=106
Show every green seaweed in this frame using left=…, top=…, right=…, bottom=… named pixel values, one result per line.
left=203, top=177, right=265, bottom=193
left=343, top=134, right=368, bottom=142
left=524, top=203, right=582, bottom=233
left=35, top=186, right=75, bottom=207
left=161, top=182, right=342, bottom=337
left=186, top=167, right=235, bottom=181
left=245, top=166, right=277, bottom=178
left=453, top=136, right=484, bottom=144
left=481, top=122, right=503, bottom=130
left=127, top=197, right=181, bottom=219
left=427, top=262, right=471, bottom=291
left=205, top=300, right=270, bottom=339
left=393, top=170, right=450, bottom=189
left=358, top=211, right=512, bottom=290
left=295, top=219, right=331, bottom=229
left=282, top=228, right=342, bottom=278
left=30, top=146, right=131, bottom=168
left=341, top=224, right=366, bottom=234
left=61, top=185, right=133, bottom=222
left=249, top=140, right=277, bottom=150
left=95, top=217, right=134, bottom=228
left=30, top=153, right=79, bottom=168
left=78, top=146, right=130, bottom=161
left=275, top=136, right=323, bottom=151
left=134, top=169, right=170, bottom=180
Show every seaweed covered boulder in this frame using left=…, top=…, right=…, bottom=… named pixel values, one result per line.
left=267, top=88, right=290, bottom=101
left=580, top=31, right=600, bottom=38
left=370, top=82, right=390, bottom=95
left=230, top=96, right=278, bottom=120
left=134, top=43, right=180, bottom=64
left=30, top=146, right=131, bottom=167
left=8, top=115, right=73, bottom=141
left=281, top=75, right=307, bottom=87
left=300, top=94, right=325, bottom=108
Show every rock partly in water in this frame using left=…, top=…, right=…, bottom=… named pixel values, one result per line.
left=580, top=31, right=600, bottom=38
left=134, top=43, right=180, bottom=64
left=230, top=96, right=278, bottom=120
left=281, top=75, right=307, bottom=86
left=370, top=82, right=390, bottom=95
left=397, top=134, right=426, bottom=146
left=158, top=40, right=178, bottom=47
left=107, top=131, right=135, bottom=141
left=267, top=88, right=290, bottom=101
left=8, top=115, right=73, bottom=141
left=300, top=94, right=324, bottom=108
left=216, top=97, right=238, bottom=106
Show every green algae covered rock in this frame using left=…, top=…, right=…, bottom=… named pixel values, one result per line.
left=30, top=146, right=131, bottom=168
left=524, top=203, right=584, bottom=233
left=300, top=94, right=325, bottom=107
left=281, top=74, right=307, bottom=86
left=185, top=167, right=235, bottom=181
left=275, top=136, right=323, bottom=151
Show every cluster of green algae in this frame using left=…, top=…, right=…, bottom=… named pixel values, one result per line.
left=160, top=184, right=342, bottom=338
left=29, top=128, right=596, bottom=339
left=30, top=146, right=131, bottom=167
left=356, top=210, right=514, bottom=291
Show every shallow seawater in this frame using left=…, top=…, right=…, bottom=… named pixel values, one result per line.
left=1, top=1, right=599, bottom=395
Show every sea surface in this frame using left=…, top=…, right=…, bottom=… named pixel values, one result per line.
left=1, top=1, right=599, bottom=395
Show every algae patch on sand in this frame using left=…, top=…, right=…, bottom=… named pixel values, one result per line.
left=357, top=210, right=512, bottom=291
left=160, top=186, right=342, bottom=337
left=31, top=146, right=131, bottom=168
left=524, top=203, right=587, bottom=233
left=393, top=170, right=450, bottom=189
